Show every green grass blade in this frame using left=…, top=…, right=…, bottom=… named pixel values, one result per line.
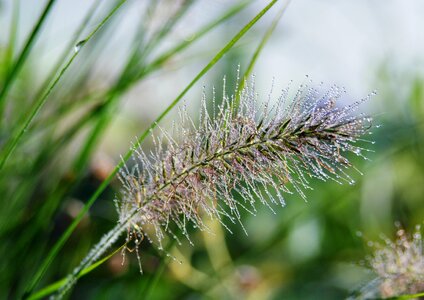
left=0, top=0, right=57, bottom=110
left=140, top=0, right=196, bottom=60
left=31, top=0, right=101, bottom=111
left=4, top=0, right=20, bottom=73
left=234, top=0, right=290, bottom=110
left=143, top=1, right=250, bottom=75
left=26, top=244, right=126, bottom=300
left=25, top=0, right=279, bottom=296
left=0, top=0, right=127, bottom=172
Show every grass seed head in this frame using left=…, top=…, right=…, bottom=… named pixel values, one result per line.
left=116, top=79, right=374, bottom=249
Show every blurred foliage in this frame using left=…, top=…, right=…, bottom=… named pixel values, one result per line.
left=0, top=0, right=423, bottom=299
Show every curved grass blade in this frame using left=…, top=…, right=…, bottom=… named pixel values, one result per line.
left=0, top=0, right=127, bottom=172
left=25, top=0, right=279, bottom=297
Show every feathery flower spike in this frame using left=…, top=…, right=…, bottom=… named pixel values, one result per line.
left=116, top=79, right=374, bottom=249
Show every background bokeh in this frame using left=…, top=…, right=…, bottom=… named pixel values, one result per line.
left=0, top=0, right=423, bottom=299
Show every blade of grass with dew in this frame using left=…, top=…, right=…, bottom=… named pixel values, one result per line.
left=24, top=0, right=279, bottom=297
left=0, top=0, right=104, bottom=234
left=26, top=244, right=126, bottom=300
left=0, top=0, right=57, bottom=117
left=0, top=0, right=127, bottom=172
left=52, top=0, right=125, bottom=99
left=30, top=0, right=101, bottom=112
left=49, top=0, right=197, bottom=173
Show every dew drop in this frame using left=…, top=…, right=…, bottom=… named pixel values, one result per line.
left=74, top=39, right=87, bottom=53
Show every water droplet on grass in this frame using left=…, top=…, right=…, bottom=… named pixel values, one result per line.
left=74, top=39, right=87, bottom=53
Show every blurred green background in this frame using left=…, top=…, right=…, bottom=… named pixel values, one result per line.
left=0, top=0, right=423, bottom=299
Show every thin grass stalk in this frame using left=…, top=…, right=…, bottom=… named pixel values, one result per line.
left=27, top=244, right=126, bottom=300
left=30, top=0, right=102, bottom=113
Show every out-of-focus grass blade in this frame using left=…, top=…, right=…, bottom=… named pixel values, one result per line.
left=25, top=0, right=279, bottom=297
left=0, top=0, right=57, bottom=113
left=139, top=0, right=196, bottom=63
left=26, top=244, right=126, bottom=300
left=4, top=0, right=20, bottom=73
left=0, top=0, right=127, bottom=172
left=31, top=0, right=101, bottom=111
left=143, top=1, right=250, bottom=76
